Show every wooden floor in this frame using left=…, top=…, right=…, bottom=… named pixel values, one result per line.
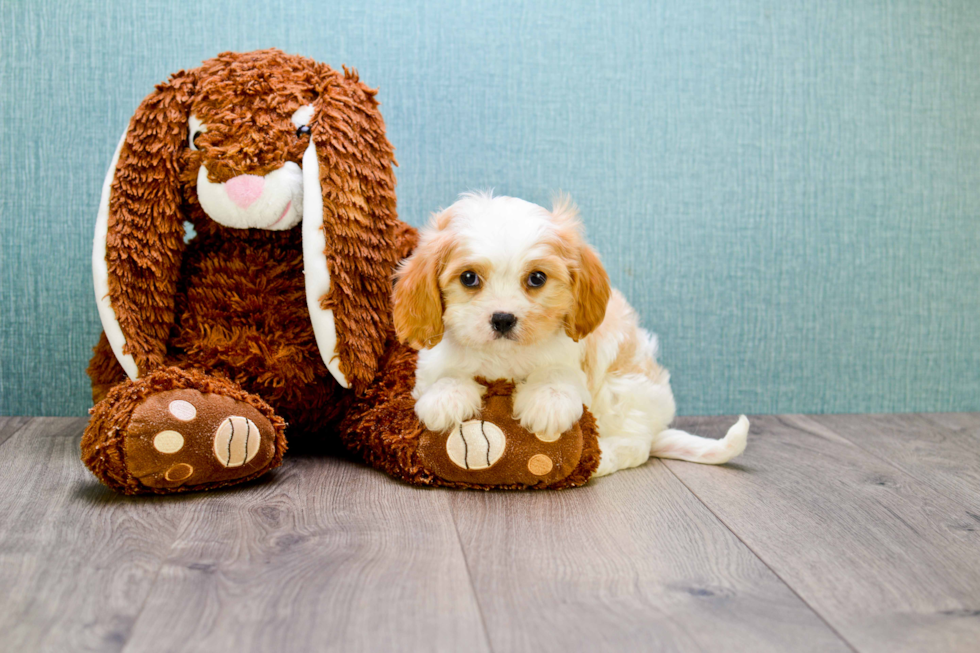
left=1, top=414, right=979, bottom=652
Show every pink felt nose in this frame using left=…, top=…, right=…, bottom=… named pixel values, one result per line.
left=224, top=175, right=264, bottom=209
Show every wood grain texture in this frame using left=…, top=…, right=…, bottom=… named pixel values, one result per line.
left=448, top=458, right=852, bottom=653
left=120, top=454, right=490, bottom=653
left=0, top=415, right=31, bottom=447
left=4, top=414, right=980, bottom=652
left=666, top=415, right=980, bottom=653
left=810, top=413, right=980, bottom=513
left=0, top=418, right=187, bottom=653
left=921, top=412, right=980, bottom=442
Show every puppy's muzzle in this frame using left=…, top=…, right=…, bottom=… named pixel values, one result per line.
left=491, top=312, right=518, bottom=335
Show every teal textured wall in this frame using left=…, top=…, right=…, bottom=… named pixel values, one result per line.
left=2, top=0, right=979, bottom=416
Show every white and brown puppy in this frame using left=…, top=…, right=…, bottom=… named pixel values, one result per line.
left=393, top=192, right=748, bottom=477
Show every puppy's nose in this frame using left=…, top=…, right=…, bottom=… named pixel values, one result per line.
left=491, top=312, right=517, bottom=334
left=224, top=174, right=264, bottom=209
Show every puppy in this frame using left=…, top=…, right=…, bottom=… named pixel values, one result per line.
left=393, top=192, right=748, bottom=477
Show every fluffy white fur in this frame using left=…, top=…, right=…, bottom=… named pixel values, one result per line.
left=195, top=162, right=303, bottom=231
left=395, top=192, right=748, bottom=478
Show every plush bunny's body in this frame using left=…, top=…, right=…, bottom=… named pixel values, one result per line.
left=89, top=226, right=351, bottom=431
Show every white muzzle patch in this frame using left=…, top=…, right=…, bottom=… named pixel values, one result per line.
left=196, top=162, right=303, bottom=231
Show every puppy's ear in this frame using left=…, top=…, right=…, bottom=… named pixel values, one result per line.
left=392, top=226, right=454, bottom=349
left=550, top=195, right=611, bottom=341
left=303, top=66, right=403, bottom=392
left=94, top=70, right=197, bottom=378
left=565, top=244, right=611, bottom=341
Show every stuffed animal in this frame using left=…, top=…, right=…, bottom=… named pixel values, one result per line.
left=81, top=49, right=600, bottom=494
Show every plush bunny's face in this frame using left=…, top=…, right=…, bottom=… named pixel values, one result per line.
left=181, top=81, right=319, bottom=231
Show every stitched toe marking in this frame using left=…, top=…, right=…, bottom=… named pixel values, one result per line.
left=446, top=420, right=506, bottom=470
left=213, top=416, right=260, bottom=468
left=527, top=454, right=553, bottom=476
left=153, top=430, right=185, bottom=454
left=168, top=399, right=197, bottom=421
left=164, top=463, right=194, bottom=481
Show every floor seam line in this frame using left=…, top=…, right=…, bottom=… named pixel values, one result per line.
left=118, top=508, right=192, bottom=653
left=916, top=413, right=980, bottom=457
left=447, top=495, right=496, bottom=653
left=661, top=461, right=862, bottom=653
left=0, top=417, right=46, bottom=449
left=791, top=414, right=980, bottom=515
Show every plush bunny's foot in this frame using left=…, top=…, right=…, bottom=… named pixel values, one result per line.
left=338, top=343, right=600, bottom=490
left=122, top=388, right=279, bottom=490
left=414, top=378, right=600, bottom=489
left=82, top=367, right=287, bottom=494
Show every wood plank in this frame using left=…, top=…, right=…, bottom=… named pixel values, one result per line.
left=665, top=414, right=980, bottom=653
left=921, top=412, right=980, bottom=443
left=449, top=458, right=852, bottom=653
left=121, top=455, right=490, bottom=653
left=809, top=413, right=980, bottom=514
left=0, top=418, right=188, bottom=653
left=0, top=416, right=32, bottom=447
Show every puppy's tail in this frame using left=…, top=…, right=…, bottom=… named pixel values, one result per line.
left=650, top=415, right=749, bottom=464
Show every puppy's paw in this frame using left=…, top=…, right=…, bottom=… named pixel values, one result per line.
left=513, top=382, right=584, bottom=441
left=415, top=377, right=484, bottom=433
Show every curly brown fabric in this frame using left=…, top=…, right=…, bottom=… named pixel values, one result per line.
left=88, top=332, right=128, bottom=405
left=102, top=49, right=400, bottom=391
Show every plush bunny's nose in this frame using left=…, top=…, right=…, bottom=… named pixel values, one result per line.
left=224, top=175, right=265, bottom=209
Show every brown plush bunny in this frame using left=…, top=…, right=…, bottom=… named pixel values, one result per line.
left=83, top=49, right=599, bottom=494
left=82, top=50, right=417, bottom=492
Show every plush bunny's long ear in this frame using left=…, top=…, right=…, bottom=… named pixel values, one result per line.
left=93, top=132, right=137, bottom=378
left=302, top=140, right=347, bottom=388
left=93, top=71, right=196, bottom=378
left=303, top=69, right=401, bottom=394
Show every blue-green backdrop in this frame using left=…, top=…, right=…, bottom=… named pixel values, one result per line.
left=2, top=0, right=978, bottom=417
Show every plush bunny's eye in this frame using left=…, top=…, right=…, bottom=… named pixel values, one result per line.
left=291, top=105, right=315, bottom=139
left=188, top=115, right=207, bottom=152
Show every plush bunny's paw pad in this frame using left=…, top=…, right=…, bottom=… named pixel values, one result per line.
left=445, top=420, right=507, bottom=470
left=123, top=389, right=279, bottom=490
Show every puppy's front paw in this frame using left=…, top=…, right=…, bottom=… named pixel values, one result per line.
left=414, top=378, right=484, bottom=433
left=513, top=383, right=584, bottom=441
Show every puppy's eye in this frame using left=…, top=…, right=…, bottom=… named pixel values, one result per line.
left=460, top=271, right=481, bottom=288
left=296, top=125, right=312, bottom=138
left=527, top=271, right=547, bottom=288
left=189, top=131, right=203, bottom=151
